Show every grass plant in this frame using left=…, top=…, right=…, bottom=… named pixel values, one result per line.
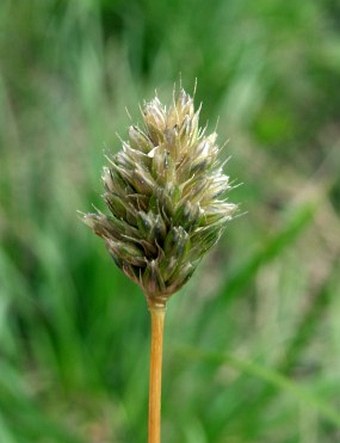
left=82, top=88, right=236, bottom=442
left=0, top=0, right=340, bottom=442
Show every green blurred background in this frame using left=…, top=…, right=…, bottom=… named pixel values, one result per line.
left=1, top=0, right=340, bottom=442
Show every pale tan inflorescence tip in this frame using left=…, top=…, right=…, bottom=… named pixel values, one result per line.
left=83, top=87, right=237, bottom=308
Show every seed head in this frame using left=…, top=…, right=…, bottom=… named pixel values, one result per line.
left=82, top=88, right=237, bottom=307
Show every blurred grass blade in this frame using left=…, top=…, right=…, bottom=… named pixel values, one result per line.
left=195, top=202, right=317, bottom=338
left=0, top=361, right=85, bottom=443
left=177, top=345, right=340, bottom=428
left=221, top=202, right=317, bottom=301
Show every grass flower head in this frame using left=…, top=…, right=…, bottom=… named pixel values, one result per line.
left=83, top=87, right=236, bottom=307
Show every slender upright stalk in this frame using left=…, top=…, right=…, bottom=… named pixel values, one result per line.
left=148, top=303, right=166, bottom=443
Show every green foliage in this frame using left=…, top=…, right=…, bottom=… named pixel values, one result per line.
left=0, top=0, right=340, bottom=441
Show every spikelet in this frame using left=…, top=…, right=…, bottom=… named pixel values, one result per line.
left=83, top=88, right=236, bottom=307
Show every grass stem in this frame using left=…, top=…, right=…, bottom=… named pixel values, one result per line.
left=148, top=304, right=166, bottom=443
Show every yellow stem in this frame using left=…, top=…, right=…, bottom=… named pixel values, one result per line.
left=148, top=304, right=166, bottom=443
